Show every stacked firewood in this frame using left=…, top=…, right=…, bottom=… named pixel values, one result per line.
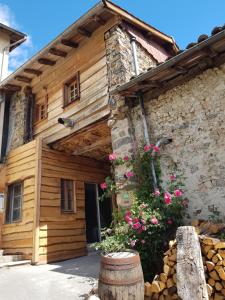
left=144, top=240, right=178, bottom=299
left=145, top=220, right=225, bottom=300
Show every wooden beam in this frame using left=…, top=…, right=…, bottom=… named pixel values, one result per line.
left=172, top=65, right=187, bottom=74
left=14, top=75, right=32, bottom=83
left=139, top=80, right=161, bottom=88
left=61, top=39, right=79, bottom=48
left=24, top=68, right=42, bottom=76
left=176, top=226, right=208, bottom=300
left=37, top=58, right=56, bottom=66
left=201, top=47, right=217, bottom=58
left=72, top=136, right=111, bottom=156
left=4, top=84, right=21, bottom=92
left=32, top=137, right=42, bottom=264
left=77, top=27, right=92, bottom=37
left=49, top=47, right=67, bottom=57
left=91, top=15, right=107, bottom=25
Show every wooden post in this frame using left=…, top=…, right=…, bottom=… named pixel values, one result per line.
left=32, top=137, right=42, bottom=264
left=176, top=226, right=209, bottom=300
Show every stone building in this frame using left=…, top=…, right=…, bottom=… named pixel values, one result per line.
left=111, top=26, right=225, bottom=221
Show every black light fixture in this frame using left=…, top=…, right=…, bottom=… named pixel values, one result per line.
left=58, top=117, right=75, bottom=128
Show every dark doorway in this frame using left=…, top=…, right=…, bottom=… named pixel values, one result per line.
left=85, top=183, right=112, bottom=244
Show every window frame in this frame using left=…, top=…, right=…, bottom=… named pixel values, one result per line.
left=63, top=72, right=80, bottom=108
left=60, top=179, right=76, bottom=213
left=34, top=94, right=48, bottom=124
left=5, top=182, right=23, bottom=224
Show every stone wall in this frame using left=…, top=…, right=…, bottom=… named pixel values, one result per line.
left=130, top=64, right=225, bottom=221
left=105, top=24, right=157, bottom=205
left=6, top=87, right=33, bottom=153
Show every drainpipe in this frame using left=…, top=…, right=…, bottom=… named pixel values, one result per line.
left=130, top=37, right=158, bottom=189
left=0, top=37, right=27, bottom=82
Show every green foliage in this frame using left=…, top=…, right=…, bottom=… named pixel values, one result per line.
left=96, top=143, right=187, bottom=280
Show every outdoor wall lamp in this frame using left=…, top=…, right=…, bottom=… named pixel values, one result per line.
left=58, top=118, right=75, bottom=128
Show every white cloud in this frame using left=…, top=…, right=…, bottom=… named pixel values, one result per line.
left=0, top=3, right=33, bottom=74
left=0, top=3, right=17, bottom=27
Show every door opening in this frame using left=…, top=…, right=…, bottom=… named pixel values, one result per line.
left=85, top=183, right=112, bottom=244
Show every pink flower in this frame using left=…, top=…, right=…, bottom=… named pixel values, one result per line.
left=133, top=222, right=141, bottom=230
left=152, top=146, right=160, bottom=153
left=140, top=203, right=147, bottom=209
left=126, top=171, right=134, bottom=178
left=141, top=225, right=146, bottom=231
left=123, top=155, right=129, bottom=161
left=108, top=153, right=117, bottom=161
left=153, top=189, right=160, bottom=196
left=128, top=221, right=133, bottom=226
left=100, top=182, right=107, bottom=190
left=124, top=215, right=132, bottom=223
left=174, top=189, right=183, bottom=197
left=164, top=192, right=172, bottom=205
left=141, top=240, right=145, bottom=244
left=133, top=217, right=139, bottom=223
left=141, top=219, right=146, bottom=225
left=144, top=144, right=152, bottom=152
left=167, top=219, right=173, bottom=225
left=151, top=217, right=159, bottom=225
left=131, top=240, right=137, bottom=247
left=170, top=175, right=176, bottom=181
left=125, top=211, right=131, bottom=217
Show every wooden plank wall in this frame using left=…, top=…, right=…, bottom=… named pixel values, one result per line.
left=39, top=145, right=109, bottom=263
left=32, top=17, right=118, bottom=145
left=1, top=140, right=37, bottom=259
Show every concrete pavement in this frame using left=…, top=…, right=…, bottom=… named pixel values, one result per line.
left=0, top=251, right=100, bottom=300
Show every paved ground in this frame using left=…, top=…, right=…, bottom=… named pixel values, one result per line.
left=0, top=251, right=100, bottom=300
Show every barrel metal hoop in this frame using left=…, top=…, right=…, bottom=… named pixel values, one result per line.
left=99, top=275, right=143, bottom=286
left=101, top=261, right=140, bottom=270
left=101, top=253, right=140, bottom=266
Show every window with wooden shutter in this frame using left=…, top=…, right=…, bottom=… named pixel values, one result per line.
left=34, top=94, right=48, bottom=123
left=5, top=182, right=23, bottom=223
left=61, top=179, right=76, bottom=213
left=63, top=72, right=80, bottom=107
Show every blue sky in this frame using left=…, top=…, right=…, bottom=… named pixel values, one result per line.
left=0, top=0, right=225, bottom=73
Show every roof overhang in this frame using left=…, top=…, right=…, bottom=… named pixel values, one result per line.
left=0, top=23, right=26, bottom=51
left=0, top=0, right=178, bottom=92
left=114, top=28, right=225, bottom=100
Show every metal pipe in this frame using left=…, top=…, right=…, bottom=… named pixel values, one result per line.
left=130, top=37, right=139, bottom=76
left=130, top=36, right=158, bottom=189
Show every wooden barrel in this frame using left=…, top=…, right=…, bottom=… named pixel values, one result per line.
left=98, top=250, right=144, bottom=300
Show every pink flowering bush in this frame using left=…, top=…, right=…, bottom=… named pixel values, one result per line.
left=96, top=143, right=187, bottom=280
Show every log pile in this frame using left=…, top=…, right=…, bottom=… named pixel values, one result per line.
left=144, top=220, right=225, bottom=300
left=145, top=240, right=178, bottom=299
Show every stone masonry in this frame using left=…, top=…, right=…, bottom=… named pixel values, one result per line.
left=130, top=64, right=225, bottom=221
left=105, top=23, right=157, bottom=205
left=6, top=87, right=32, bottom=154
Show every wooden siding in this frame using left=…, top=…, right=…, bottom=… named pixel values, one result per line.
left=1, top=140, right=37, bottom=259
left=32, top=17, right=118, bottom=145
left=38, top=145, right=109, bottom=263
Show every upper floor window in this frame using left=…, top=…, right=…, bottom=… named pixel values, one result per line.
left=5, top=182, right=23, bottom=223
left=34, top=94, right=48, bottom=123
left=63, top=72, right=80, bottom=107
left=61, top=179, right=76, bottom=213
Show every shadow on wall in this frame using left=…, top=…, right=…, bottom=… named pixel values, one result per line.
left=49, top=250, right=101, bottom=279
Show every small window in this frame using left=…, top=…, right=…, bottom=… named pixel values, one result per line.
left=34, top=94, right=48, bottom=123
left=61, top=179, right=76, bottom=213
left=5, top=182, right=23, bottom=223
left=63, top=72, right=80, bottom=107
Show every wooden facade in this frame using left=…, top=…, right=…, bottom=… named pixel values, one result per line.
left=0, top=1, right=178, bottom=263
